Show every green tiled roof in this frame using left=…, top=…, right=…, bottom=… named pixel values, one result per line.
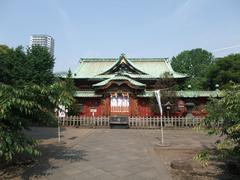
left=137, top=90, right=222, bottom=98
left=74, top=91, right=102, bottom=97
left=93, top=73, right=155, bottom=79
left=93, top=76, right=146, bottom=88
left=73, top=55, right=187, bottom=79
left=137, top=91, right=154, bottom=97
left=176, top=90, right=223, bottom=98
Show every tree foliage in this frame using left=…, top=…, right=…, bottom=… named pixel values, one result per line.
left=65, top=69, right=77, bottom=95
left=0, top=45, right=74, bottom=161
left=25, top=46, right=55, bottom=85
left=0, top=45, right=54, bottom=86
left=171, top=48, right=214, bottom=77
left=64, top=69, right=81, bottom=116
left=150, top=72, right=178, bottom=115
left=203, top=85, right=240, bottom=144
left=206, top=53, right=240, bottom=90
left=171, top=48, right=214, bottom=90
left=198, top=84, right=240, bottom=164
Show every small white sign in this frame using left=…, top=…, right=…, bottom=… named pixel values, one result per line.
left=58, top=105, right=66, bottom=117
left=59, top=111, right=66, bottom=118
left=90, top=108, right=97, bottom=113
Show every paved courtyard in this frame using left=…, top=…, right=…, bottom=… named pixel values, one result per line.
left=12, top=127, right=220, bottom=180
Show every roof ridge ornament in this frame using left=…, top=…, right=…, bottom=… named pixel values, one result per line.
left=120, top=58, right=126, bottom=64
left=120, top=53, right=127, bottom=64
left=120, top=53, right=126, bottom=58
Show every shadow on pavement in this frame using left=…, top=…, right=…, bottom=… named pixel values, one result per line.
left=21, top=143, right=88, bottom=179
left=0, top=127, right=88, bottom=180
left=24, top=127, right=67, bottom=140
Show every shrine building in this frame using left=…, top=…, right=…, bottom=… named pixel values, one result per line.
left=71, top=53, right=220, bottom=118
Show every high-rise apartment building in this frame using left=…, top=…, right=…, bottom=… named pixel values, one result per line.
left=30, top=34, right=54, bottom=56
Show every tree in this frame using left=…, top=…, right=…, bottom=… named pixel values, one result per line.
left=150, top=72, right=178, bottom=115
left=0, top=45, right=55, bottom=86
left=0, top=45, right=26, bottom=85
left=206, top=53, right=240, bottom=90
left=0, top=45, right=74, bottom=161
left=25, top=45, right=55, bottom=85
left=203, top=84, right=240, bottom=145
left=64, top=69, right=81, bottom=116
left=0, top=82, right=74, bottom=161
left=171, top=48, right=214, bottom=90
left=196, top=84, right=240, bottom=165
left=65, top=69, right=76, bottom=95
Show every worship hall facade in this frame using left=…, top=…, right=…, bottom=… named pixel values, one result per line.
left=72, top=54, right=220, bottom=117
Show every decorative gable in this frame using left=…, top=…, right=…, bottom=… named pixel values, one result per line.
left=92, top=75, right=146, bottom=89
left=99, top=53, right=147, bottom=75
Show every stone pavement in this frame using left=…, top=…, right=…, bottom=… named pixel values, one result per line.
left=21, top=128, right=219, bottom=180
left=49, top=129, right=171, bottom=180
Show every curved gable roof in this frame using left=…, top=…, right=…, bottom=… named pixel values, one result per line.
left=73, top=54, right=186, bottom=79
left=93, top=75, right=146, bottom=89
left=99, top=54, right=147, bottom=75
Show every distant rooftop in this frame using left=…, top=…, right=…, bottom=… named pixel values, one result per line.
left=30, top=34, right=54, bottom=38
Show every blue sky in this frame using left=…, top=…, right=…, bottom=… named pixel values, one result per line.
left=1, top=0, right=240, bottom=72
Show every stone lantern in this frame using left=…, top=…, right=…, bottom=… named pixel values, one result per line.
left=185, top=102, right=195, bottom=118
left=164, top=101, right=172, bottom=117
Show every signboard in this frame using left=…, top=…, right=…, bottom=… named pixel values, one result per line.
left=90, top=108, right=97, bottom=113
left=58, top=105, right=66, bottom=117
left=110, top=92, right=129, bottom=112
left=59, top=111, right=66, bottom=118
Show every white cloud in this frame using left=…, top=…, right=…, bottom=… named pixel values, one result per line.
left=213, top=44, right=240, bottom=52
left=172, top=0, right=192, bottom=17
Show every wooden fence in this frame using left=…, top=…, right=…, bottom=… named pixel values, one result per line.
left=129, top=116, right=204, bottom=129
left=58, top=116, right=204, bottom=129
left=59, top=116, right=109, bottom=128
